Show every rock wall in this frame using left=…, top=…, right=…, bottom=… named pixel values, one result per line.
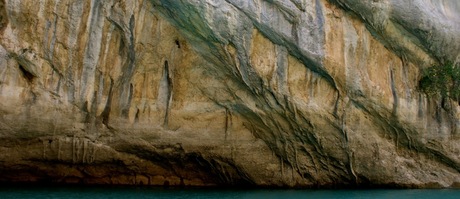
left=0, top=0, right=459, bottom=188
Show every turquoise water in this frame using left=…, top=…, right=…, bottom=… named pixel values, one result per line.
left=1, top=186, right=460, bottom=199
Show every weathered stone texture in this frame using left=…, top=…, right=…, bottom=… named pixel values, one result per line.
left=0, top=0, right=459, bottom=188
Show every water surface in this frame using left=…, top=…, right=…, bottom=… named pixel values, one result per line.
left=1, top=186, right=460, bottom=199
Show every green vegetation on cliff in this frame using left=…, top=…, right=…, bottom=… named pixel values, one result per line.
left=419, top=62, right=460, bottom=102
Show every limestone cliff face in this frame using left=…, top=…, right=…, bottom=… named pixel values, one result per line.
left=0, top=0, right=459, bottom=188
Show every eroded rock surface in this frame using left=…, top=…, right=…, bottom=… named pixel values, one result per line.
left=0, top=0, right=459, bottom=188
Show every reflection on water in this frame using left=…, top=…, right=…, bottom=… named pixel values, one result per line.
left=0, top=186, right=460, bottom=199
